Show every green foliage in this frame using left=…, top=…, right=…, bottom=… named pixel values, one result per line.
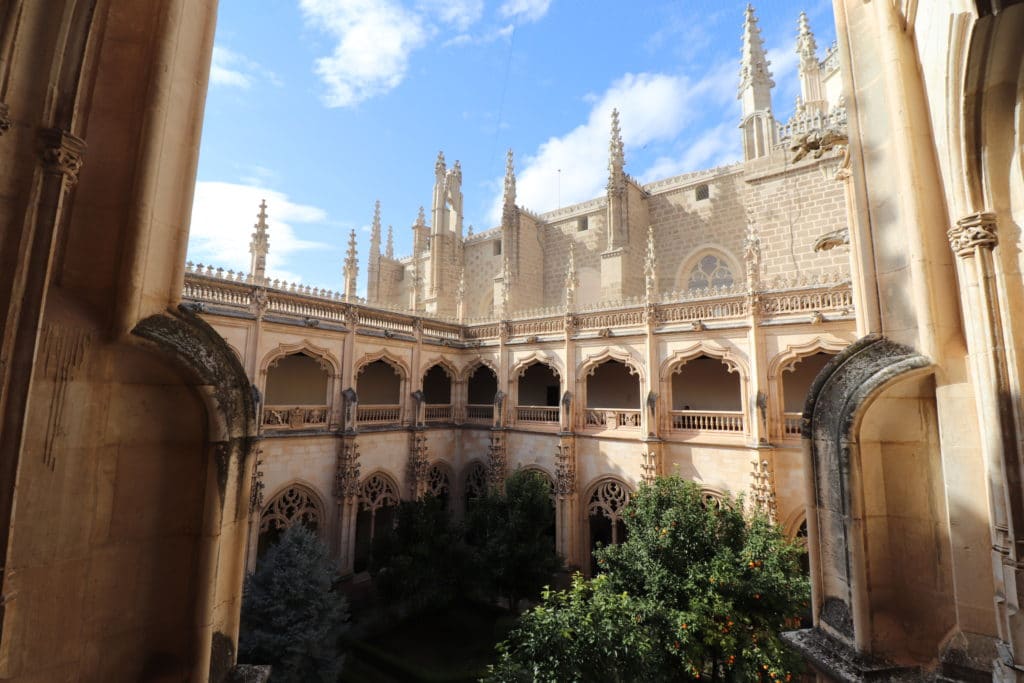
left=485, top=574, right=665, bottom=682
left=371, top=494, right=470, bottom=609
left=239, top=524, right=350, bottom=683
left=489, top=476, right=809, bottom=682
left=466, top=469, right=563, bottom=611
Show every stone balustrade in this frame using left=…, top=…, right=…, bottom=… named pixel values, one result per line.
left=516, top=405, right=559, bottom=424
left=669, top=410, right=744, bottom=432
left=357, top=404, right=401, bottom=425
left=424, top=404, right=453, bottom=422
left=465, top=404, right=493, bottom=422
left=782, top=412, right=803, bottom=438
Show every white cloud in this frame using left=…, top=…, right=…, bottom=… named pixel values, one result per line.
left=188, top=181, right=329, bottom=284
left=416, top=0, right=483, bottom=31
left=443, top=23, right=514, bottom=48
left=210, top=45, right=282, bottom=89
left=767, top=44, right=801, bottom=119
left=640, top=123, right=741, bottom=182
left=499, top=0, right=551, bottom=23
left=300, top=0, right=430, bottom=108
left=487, top=72, right=692, bottom=224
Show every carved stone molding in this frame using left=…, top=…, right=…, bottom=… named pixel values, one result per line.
left=249, top=452, right=265, bottom=514
left=487, top=429, right=507, bottom=489
left=38, top=128, right=86, bottom=186
left=948, top=212, right=998, bottom=257
left=0, top=102, right=11, bottom=136
left=408, top=430, right=430, bottom=498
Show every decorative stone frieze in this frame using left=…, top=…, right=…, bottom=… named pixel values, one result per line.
left=948, top=212, right=998, bottom=257
left=408, top=430, right=430, bottom=498
left=555, top=440, right=576, bottom=495
left=640, top=447, right=660, bottom=484
left=487, top=429, right=508, bottom=489
left=249, top=452, right=265, bottom=514
left=749, top=458, right=777, bottom=522
left=39, top=127, right=86, bottom=185
left=334, top=440, right=360, bottom=499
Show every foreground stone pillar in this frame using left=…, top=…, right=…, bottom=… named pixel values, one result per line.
left=555, top=435, right=579, bottom=568
left=334, top=436, right=361, bottom=576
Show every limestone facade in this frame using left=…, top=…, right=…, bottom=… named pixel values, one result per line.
left=183, top=6, right=858, bottom=597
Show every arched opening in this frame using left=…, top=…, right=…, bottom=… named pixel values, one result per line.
left=466, top=364, right=498, bottom=422
left=463, top=461, right=488, bottom=513
left=583, top=359, right=641, bottom=431
left=422, top=364, right=453, bottom=422
left=356, top=359, right=403, bottom=426
left=425, top=462, right=452, bottom=509
left=670, top=355, right=743, bottom=432
left=354, top=473, right=400, bottom=573
left=516, top=362, right=560, bottom=424
left=263, top=352, right=331, bottom=430
left=780, top=352, right=835, bottom=437
left=258, top=485, right=324, bottom=557
left=587, top=480, right=631, bottom=575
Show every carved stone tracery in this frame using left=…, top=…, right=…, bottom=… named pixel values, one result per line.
left=358, top=473, right=400, bottom=513
left=334, top=440, right=361, bottom=499
left=260, top=485, right=322, bottom=533
left=588, top=480, right=630, bottom=523
left=555, top=441, right=576, bottom=495
left=464, top=461, right=488, bottom=502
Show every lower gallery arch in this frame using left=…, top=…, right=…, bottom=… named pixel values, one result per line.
left=585, top=478, right=633, bottom=575
left=354, top=471, right=401, bottom=573
left=258, top=483, right=326, bottom=557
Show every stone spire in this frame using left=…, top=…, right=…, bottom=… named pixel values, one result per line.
left=343, top=228, right=358, bottom=301
left=385, top=224, right=394, bottom=258
left=739, top=4, right=774, bottom=110
left=643, top=225, right=658, bottom=301
left=249, top=199, right=270, bottom=284
left=796, top=11, right=825, bottom=114
left=607, top=108, right=625, bottom=191
left=738, top=4, right=776, bottom=160
left=369, top=200, right=382, bottom=256
left=565, top=241, right=579, bottom=312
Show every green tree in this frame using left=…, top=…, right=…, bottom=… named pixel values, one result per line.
left=489, top=476, right=808, bottom=682
left=466, top=469, right=563, bottom=611
left=239, top=524, right=350, bottom=683
left=371, top=494, right=470, bottom=610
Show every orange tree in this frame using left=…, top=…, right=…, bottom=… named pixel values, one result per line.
left=487, top=476, right=808, bottom=682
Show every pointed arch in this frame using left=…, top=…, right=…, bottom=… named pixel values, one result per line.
left=357, top=470, right=402, bottom=511
left=510, top=350, right=563, bottom=379
left=260, top=481, right=328, bottom=532
left=355, top=349, right=409, bottom=379
left=426, top=460, right=453, bottom=501
left=259, top=340, right=340, bottom=377
left=577, top=346, right=646, bottom=384
left=660, top=341, right=748, bottom=379
left=459, top=356, right=499, bottom=381
left=420, top=355, right=459, bottom=381
left=768, top=335, right=851, bottom=380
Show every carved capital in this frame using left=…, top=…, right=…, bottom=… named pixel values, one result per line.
left=948, top=212, right=998, bottom=257
left=39, top=128, right=86, bottom=185
left=0, top=102, right=11, bottom=136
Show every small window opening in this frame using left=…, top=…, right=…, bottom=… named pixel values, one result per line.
left=577, top=217, right=589, bottom=232
left=695, top=184, right=710, bottom=201
left=493, top=240, right=502, bottom=256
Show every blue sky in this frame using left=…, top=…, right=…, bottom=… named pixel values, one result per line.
left=187, top=0, right=835, bottom=293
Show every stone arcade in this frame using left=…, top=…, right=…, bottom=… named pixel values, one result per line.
left=2, top=1, right=1024, bottom=681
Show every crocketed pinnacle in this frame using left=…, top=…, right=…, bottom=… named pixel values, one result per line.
left=385, top=225, right=394, bottom=258
left=503, top=149, right=516, bottom=207
left=739, top=4, right=774, bottom=96
left=370, top=200, right=382, bottom=248
left=796, top=11, right=817, bottom=61
left=249, top=199, right=270, bottom=280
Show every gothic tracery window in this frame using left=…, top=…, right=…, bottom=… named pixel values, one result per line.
left=354, top=473, right=400, bottom=573
left=258, top=485, right=323, bottom=555
left=687, top=253, right=735, bottom=290
left=359, top=473, right=400, bottom=513
left=426, top=463, right=451, bottom=506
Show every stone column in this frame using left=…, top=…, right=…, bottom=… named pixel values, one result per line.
left=334, top=436, right=361, bottom=576
left=555, top=435, right=579, bottom=569
left=948, top=212, right=1024, bottom=676
left=244, top=450, right=265, bottom=574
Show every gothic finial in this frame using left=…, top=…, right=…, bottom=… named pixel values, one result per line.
left=452, top=159, right=462, bottom=180
left=739, top=4, right=774, bottom=100
left=796, top=11, right=817, bottom=60
left=370, top=200, right=382, bottom=252
left=386, top=224, right=394, bottom=258
left=435, top=150, right=446, bottom=178
left=416, top=206, right=426, bottom=227
left=503, top=149, right=516, bottom=204
left=610, top=108, right=624, bottom=167
left=249, top=199, right=270, bottom=283
left=343, top=228, right=359, bottom=301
